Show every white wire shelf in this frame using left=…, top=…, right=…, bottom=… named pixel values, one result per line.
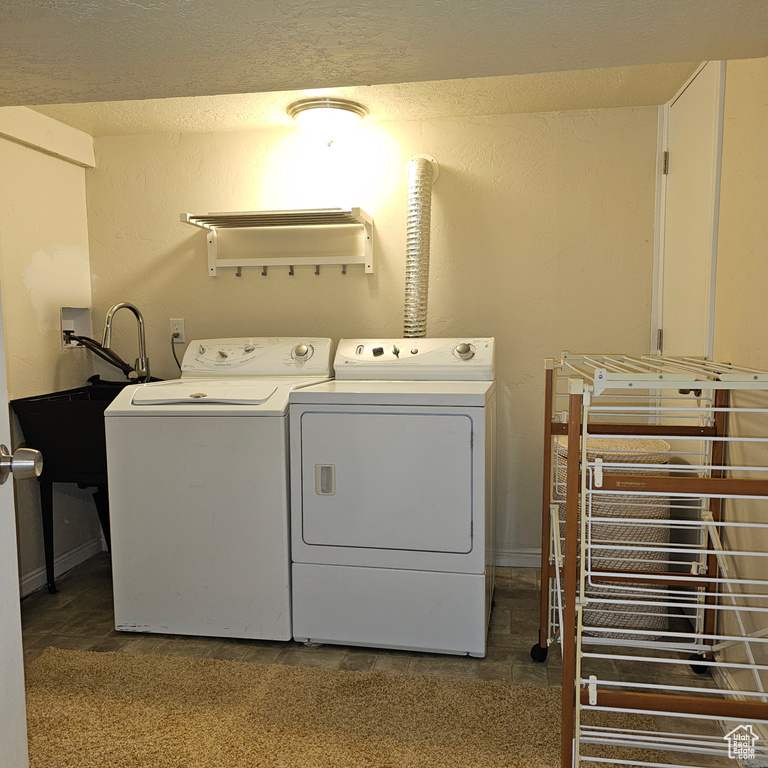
left=180, top=208, right=374, bottom=276
left=558, top=352, right=768, bottom=394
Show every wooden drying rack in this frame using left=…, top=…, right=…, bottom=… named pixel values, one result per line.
left=533, top=353, right=768, bottom=767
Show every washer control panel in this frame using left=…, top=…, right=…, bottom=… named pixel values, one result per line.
left=181, top=338, right=332, bottom=377
left=334, top=338, right=494, bottom=380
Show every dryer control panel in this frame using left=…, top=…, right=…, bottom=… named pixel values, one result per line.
left=334, top=338, right=494, bottom=381
left=181, top=338, right=333, bottom=377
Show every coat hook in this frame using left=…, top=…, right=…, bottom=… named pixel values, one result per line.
left=289, top=265, right=295, bottom=276
left=341, top=264, right=347, bottom=275
left=235, top=266, right=242, bottom=277
left=261, top=266, right=268, bottom=277
left=315, top=265, right=320, bottom=275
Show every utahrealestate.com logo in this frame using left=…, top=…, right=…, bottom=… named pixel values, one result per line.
left=724, top=724, right=757, bottom=760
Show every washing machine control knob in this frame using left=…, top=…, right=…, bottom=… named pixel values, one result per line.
left=454, top=343, right=475, bottom=360
left=244, top=344, right=255, bottom=353
left=293, top=344, right=312, bottom=360
left=217, top=350, right=229, bottom=359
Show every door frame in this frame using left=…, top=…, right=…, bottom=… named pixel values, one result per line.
left=0, top=108, right=95, bottom=768
left=0, top=281, right=30, bottom=768
left=651, top=60, right=727, bottom=358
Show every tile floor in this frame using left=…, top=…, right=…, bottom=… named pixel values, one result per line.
left=21, top=555, right=720, bottom=694
left=22, top=554, right=732, bottom=765
left=22, top=555, right=725, bottom=698
left=22, top=555, right=557, bottom=684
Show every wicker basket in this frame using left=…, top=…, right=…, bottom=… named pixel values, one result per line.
left=554, top=436, right=671, bottom=639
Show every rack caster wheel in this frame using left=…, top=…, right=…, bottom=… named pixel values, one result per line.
left=688, top=654, right=710, bottom=675
left=530, top=643, right=548, bottom=663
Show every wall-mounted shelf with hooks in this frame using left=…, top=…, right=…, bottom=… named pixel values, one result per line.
left=180, top=208, right=374, bottom=277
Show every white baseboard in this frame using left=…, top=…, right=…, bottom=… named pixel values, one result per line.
left=495, top=546, right=542, bottom=568
left=20, top=537, right=104, bottom=597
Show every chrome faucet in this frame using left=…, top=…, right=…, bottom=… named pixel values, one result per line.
left=102, top=302, right=150, bottom=382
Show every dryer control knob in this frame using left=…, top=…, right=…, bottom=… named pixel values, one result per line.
left=454, top=343, right=475, bottom=360
left=293, top=344, right=311, bottom=360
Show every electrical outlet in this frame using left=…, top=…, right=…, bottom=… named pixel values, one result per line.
left=170, top=318, right=186, bottom=343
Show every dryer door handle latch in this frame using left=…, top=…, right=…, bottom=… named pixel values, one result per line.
left=314, top=464, right=335, bottom=496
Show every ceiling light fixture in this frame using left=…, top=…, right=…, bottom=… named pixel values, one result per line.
left=287, top=98, right=368, bottom=146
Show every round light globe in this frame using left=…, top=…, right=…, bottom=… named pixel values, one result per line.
left=287, top=98, right=367, bottom=146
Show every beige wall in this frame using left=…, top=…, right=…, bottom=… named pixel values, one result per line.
left=87, top=107, right=658, bottom=562
left=715, top=57, right=768, bottom=364
left=0, top=113, right=102, bottom=587
left=712, top=57, right=768, bottom=689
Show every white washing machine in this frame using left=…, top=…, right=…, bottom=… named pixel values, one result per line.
left=289, top=337, right=496, bottom=657
left=105, top=337, right=332, bottom=641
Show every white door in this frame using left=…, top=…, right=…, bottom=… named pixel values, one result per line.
left=0, top=287, right=31, bottom=767
left=300, top=412, right=473, bottom=553
left=653, top=61, right=726, bottom=357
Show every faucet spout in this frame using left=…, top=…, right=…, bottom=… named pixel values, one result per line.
left=102, top=302, right=150, bottom=382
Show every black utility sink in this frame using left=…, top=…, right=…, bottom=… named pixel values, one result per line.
left=11, top=376, right=131, bottom=593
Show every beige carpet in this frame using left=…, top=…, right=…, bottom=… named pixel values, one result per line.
left=26, top=647, right=656, bottom=768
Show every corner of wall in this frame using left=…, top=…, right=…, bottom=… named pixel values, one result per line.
left=0, top=106, right=95, bottom=168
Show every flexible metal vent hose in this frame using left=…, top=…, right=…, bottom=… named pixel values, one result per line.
left=404, top=155, right=439, bottom=338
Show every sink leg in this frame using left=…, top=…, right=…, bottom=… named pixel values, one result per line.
left=92, top=485, right=110, bottom=551
left=39, top=480, right=57, bottom=594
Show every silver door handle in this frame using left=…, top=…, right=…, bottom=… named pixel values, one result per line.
left=0, top=445, right=43, bottom=484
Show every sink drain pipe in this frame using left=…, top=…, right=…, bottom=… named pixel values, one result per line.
left=404, top=154, right=439, bottom=338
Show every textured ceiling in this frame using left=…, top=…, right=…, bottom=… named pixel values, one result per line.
left=31, top=62, right=700, bottom=137
left=3, top=0, right=768, bottom=108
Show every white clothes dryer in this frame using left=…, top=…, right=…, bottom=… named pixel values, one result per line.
left=105, top=337, right=332, bottom=641
left=289, top=338, right=495, bottom=657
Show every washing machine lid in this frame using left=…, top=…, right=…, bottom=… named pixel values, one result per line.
left=106, top=376, right=331, bottom=416
left=132, top=379, right=278, bottom=406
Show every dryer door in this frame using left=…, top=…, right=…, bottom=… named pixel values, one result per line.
left=300, top=411, right=473, bottom=553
